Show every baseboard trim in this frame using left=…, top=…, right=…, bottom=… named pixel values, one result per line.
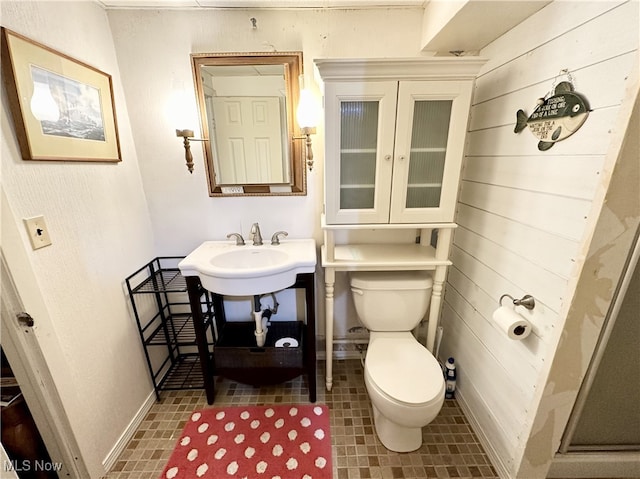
left=548, top=451, right=640, bottom=478
left=317, top=351, right=362, bottom=360
left=102, top=390, right=156, bottom=473
left=455, top=389, right=512, bottom=479
left=316, top=338, right=367, bottom=361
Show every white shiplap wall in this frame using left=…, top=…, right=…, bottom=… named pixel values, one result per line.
left=438, top=1, right=639, bottom=476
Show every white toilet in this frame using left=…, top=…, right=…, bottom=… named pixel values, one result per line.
left=350, top=270, right=445, bottom=453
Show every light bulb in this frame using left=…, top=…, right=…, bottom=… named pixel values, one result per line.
left=166, top=82, right=198, bottom=132
left=296, top=89, right=318, bottom=129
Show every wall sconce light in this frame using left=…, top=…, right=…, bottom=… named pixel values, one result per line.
left=294, top=87, right=319, bottom=171
left=176, top=129, right=208, bottom=174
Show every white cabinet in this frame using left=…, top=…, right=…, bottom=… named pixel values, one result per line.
left=318, top=59, right=481, bottom=225
left=315, top=58, right=486, bottom=391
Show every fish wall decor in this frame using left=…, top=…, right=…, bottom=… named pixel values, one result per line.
left=514, top=80, right=590, bottom=151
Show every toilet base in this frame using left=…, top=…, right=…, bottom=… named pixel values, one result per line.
left=371, top=403, right=423, bottom=453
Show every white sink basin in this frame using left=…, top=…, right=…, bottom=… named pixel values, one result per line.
left=210, top=248, right=288, bottom=270
left=178, top=239, right=316, bottom=296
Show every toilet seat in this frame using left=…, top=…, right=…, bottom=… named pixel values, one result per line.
left=366, top=333, right=443, bottom=406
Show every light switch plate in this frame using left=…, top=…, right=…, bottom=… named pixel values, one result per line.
left=24, top=216, right=52, bottom=250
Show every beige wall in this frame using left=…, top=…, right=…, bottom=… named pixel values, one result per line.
left=1, top=1, right=156, bottom=476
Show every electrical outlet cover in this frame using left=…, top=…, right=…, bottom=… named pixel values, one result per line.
left=24, top=216, right=52, bottom=250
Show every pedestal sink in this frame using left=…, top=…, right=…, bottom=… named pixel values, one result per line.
left=178, top=239, right=316, bottom=296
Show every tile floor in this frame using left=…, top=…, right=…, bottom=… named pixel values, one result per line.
left=103, top=359, right=498, bottom=479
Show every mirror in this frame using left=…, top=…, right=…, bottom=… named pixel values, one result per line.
left=191, top=52, right=305, bottom=196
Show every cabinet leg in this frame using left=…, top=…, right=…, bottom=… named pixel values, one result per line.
left=186, top=277, right=215, bottom=404
left=324, top=269, right=335, bottom=391
left=303, top=273, right=317, bottom=403
left=427, top=266, right=446, bottom=353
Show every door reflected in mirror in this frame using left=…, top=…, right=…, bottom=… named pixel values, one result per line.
left=205, top=65, right=287, bottom=184
left=191, top=52, right=305, bottom=196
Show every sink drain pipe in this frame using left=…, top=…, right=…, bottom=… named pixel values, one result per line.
left=253, top=294, right=278, bottom=347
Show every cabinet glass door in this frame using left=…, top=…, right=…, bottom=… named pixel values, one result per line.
left=391, top=81, right=472, bottom=223
left=324, top=81, right=397, bottom=224
left=339, top=101, right=379, bottom=210
left=405, top=100, right=452, bottom=209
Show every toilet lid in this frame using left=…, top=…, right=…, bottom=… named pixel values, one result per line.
left=366, top=336, right=443, bottom=405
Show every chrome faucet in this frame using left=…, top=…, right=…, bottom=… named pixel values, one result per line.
left=271, top=231, right=288, bottom=245
left=226, top=232, right=245, bottom=246
left=250, top=223, right=263, bottom=246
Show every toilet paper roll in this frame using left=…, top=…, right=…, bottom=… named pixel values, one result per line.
left=492, top=306, right=532, bottom=340
left=275, top=337, right=299, bottom=348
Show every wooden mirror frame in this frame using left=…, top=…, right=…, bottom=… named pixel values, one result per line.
left=191, top=51, right=306, bottom=197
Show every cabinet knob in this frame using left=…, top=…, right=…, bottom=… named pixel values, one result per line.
left=399, top=155, right=406, bottom=161
left=384, top=155, right=391, bottom=161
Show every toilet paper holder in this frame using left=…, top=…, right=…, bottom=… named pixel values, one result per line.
left=499, top=293, right=536, bottom=310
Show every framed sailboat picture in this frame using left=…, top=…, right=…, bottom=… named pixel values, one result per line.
left=1, top=28, right=121, bottom=162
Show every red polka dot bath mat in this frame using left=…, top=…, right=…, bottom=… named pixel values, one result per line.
left=160, top=404, right=332, bottom=479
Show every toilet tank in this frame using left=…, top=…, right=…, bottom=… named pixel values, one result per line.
left=350, top=271, right=433, bottom=331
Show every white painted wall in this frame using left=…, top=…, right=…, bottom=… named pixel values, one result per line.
left=106, top=7, right=424, bottom=253
left=106, top=7, right=425, bottom=332
left=1, top=2, right=156, bottom=476
left=438, top=1, right=639, bottom=477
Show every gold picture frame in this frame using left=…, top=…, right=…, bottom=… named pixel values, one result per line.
left=1, top=28, right=121, bottom=162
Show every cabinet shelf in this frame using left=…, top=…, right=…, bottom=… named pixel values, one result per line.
left=340, top=148, right=377, bottom=154
left=131, top=268, right=186, bottom=294
left=145, top=312, right=213, bottom=347
left=215, top=321, right=304, bottom=368
left=321, top=213, right=456, bottom=230
left=410, top=147, right=446, bottom=153
left=213, top=321, right=306, bottom=387
left=157, top=354, right=208, bottom=391
left=407, top=183, right=443, bottom=188
left=321, top=243, right=450, bottom=270
left=340, top=147, right=446, bottom=155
